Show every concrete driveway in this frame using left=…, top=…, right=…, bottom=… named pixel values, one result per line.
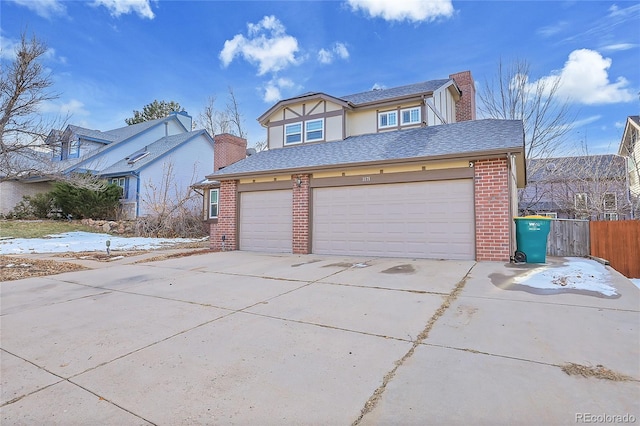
left=1, top=251, right=638, bottom=425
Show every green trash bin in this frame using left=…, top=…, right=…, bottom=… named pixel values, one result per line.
left=513, top=215, right=552, bottom=263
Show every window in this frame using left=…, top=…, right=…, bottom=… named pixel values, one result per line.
left=538, top=212, right=557, bottom=218
left=378, top=111, right=397, bottom=129
left=401, top=107, right=421, bottom=125
left=603, top=193, right=617, bottom=210
left=305, top=119, right=324, bottom=142
left=68, top=139, right=80, bottom=158
left=110, top=177, right=127, bottom=198
left=285, top=123, right=302, bottom=145
left=604, top=212, right=618, bottom=221
left=209, top=188, right=219, bottom=219
left=575, top=193, right=587, bottom=210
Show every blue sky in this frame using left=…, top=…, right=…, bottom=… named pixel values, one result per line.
left=2, top=0, right=639, bottom=155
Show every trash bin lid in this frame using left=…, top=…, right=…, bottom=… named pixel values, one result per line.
left=514, top=215, right=553, bottom=220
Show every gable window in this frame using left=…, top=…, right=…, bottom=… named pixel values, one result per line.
left=378, top=111, right=397, bottom=129
left=209, top=189, right=219, bottom=219
left=68, top=139, right=80, bottom=158
left=401, top=107, right=421, bottom=125
left=305, top=119, right=324, bottom=142
left=603, top=193, right=617, bottom=210
left=110, top=177, right=127, bottom=198
left=285, top=123, right=302, bottom=145
left=575, top=193, right=587, bottom=210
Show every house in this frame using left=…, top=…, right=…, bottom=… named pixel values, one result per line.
left=1, top=111, right=247, bottom=219
left=200, top=71, right=526, bottom=262
left=618, top=116, right=640, bottom=200
left=518, top=154, right=633, bottom=220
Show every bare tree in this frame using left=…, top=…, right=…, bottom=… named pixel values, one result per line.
left=196, top=87, right=246, bottom=139
left=479, top=59, right=576, bottom=213
left=0, top=31, right=66, bottom=180
left=225, top=87, right=246, bottom=139
left=196, top=95, right=230, bottom=137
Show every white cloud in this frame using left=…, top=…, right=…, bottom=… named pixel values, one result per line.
left=41, top=99, right=90, bottom=117
left=220, top=15, right=301, bottom=76
left=529, top=49, right=635, bottom=105
left=7, top=0, right=66, bottom=19
left=347, top=0, right=454, bottom=22
left=0, top=36, right=61, bottom=64
left=601, top=43, right=637, bottom=52
left=262, top=77, right=295, bottom=103
left=317, top=42, right=350, bottom=64
left=92, top=0, right=155, bottom=19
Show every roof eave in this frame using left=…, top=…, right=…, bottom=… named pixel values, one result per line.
left=206, top=146, right=525, bottom=181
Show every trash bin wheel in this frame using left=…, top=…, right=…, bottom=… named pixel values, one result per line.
left=514, top=251, right=527, bottom=263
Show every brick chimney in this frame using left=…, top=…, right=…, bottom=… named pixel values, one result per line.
left=214, top=133, right=247, bottom=171
left=449, top=71, right=476, bottom=122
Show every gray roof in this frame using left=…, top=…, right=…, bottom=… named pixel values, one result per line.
left=99, top=130, right=209, bottom=176
left=528, top=155, right=626, bottom=182
left=211, top=119, right=524, bottom=178
left=340, top=79, right=452, bottom=105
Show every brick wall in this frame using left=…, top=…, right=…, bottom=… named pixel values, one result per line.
left=292, top=174, right=310, bottom=254
left=474, top=158, right=511, bottom=261
left=209, top=180, right=238, bottom=251
left=214, top=134, right=247, bottom=172
left=449, top=71, right=476, bottom=122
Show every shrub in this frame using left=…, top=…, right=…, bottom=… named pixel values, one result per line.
left=6, top=193, right=56, bottom=219
left=51, top=181, right=122, bottom=220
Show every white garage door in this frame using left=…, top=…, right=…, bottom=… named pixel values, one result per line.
left=313, top=180, right=475, bottom=260
left=239, top=190, right=292, bottom=253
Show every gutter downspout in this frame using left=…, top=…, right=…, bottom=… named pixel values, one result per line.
left=507, top=153, right=515, bottom=261
left=135, top=171, right=141, bottom=218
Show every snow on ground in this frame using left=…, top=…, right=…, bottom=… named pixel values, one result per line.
left=513, top=258, right=619, bottom=297
left=0, top=231, right=205, bottom=255
left=631, top=279, right=640, bottom=290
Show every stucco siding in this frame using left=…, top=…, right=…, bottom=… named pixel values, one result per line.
left=0, top=181, right=53, bottom=215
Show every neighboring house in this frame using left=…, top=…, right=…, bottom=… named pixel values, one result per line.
left=199, top=71, right=527, bottom=262
left=1, top=111, right=247, bottom=218
left=518, top=155, right=633, bottom=220
left=618, top=115, right=640, bottom=200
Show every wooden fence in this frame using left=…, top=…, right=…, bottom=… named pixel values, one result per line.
left=546, top=219, right=590, bottom=257
left=590, top=220, right=640, bottom=279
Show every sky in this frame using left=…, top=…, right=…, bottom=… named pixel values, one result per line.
left=1, top=0, right=639, bottom=155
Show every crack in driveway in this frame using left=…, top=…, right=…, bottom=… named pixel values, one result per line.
left=351, top=262, right=477, bottom=425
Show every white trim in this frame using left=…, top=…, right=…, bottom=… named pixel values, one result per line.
left=400, top=107, right=421, bottom=125
left=603, top=192, right=617, bottom=210
left=284, top=122, right=302, bottom=145
left=209, top=188, right=219, bottom=219
left=378, top=110, right=397, bottom=129
left=304, top=118, right=324, bottom=142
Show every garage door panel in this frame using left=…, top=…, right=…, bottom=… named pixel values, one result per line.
left=240, top=190, right=292, bottom=253
left=312, top=180, right=475, bottom=260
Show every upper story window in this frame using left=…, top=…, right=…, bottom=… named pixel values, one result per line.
left=285, top=123, right=302, bottom=145
left=603, top=193, right=617, bottom=210
left=68, top=139, right=80, bottom=158
left=305, top=119, right=324, bottom=142
left=378, top=111, right=397, bottom=129
left=401, top=107, right=421, bottom=125
left=111, top=177, right=127, bottom=198
left=209, top=188, right=219, bottom=219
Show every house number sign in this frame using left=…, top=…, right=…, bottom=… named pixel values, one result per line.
left=362, top=176, right=371, bottom=182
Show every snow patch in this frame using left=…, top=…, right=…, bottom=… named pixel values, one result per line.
left=0, top=231, right=205, bottom=254
left=513, top=259, right=618, bottom=296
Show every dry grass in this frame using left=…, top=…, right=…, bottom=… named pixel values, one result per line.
left=0, top=220, right=100, bottom=239
left=560, top=362, right=633, bottom=381
left=0, top=256, right=87, bottom=281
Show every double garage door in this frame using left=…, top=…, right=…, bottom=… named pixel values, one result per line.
left=239, top=180, right=475, bottom=260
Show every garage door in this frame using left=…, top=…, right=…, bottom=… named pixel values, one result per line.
left=312, top=180, right=474, bottom=259
left=239, top=190, right=292, bottom=253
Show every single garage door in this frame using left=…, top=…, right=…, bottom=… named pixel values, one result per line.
left=313, top=180, right=475, bottom=260
left=239, top=190, right=292, bottom=253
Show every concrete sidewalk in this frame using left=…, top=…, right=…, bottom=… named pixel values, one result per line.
left=1, top=252, right=638, bottom=425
